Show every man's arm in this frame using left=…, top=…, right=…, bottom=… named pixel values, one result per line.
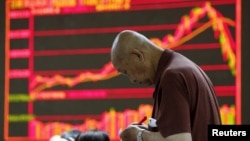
left=120, top=125, right=192, bottom=141
left=143, top=130, right=192, bottom=141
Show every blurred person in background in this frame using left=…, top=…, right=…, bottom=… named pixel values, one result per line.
left=76, top=130, right=110, bottom=141
left=49, top=129, right=81, bottom=141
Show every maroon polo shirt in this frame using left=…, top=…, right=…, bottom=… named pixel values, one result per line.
left=151, top=49, right=221, bottom=141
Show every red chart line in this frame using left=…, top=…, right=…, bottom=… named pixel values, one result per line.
left=33, top=43, right=221, bottom=56
left=130, top=0, right=235, bottom=5
left=34, top=48, right=111, bottom=56
left=33, top=64, right=229, bottom=76
left=33, top=86, right=235, bottom=101
left=130, top=0, right=235, bottom=12
left=33, top=42, right=226, bottom=77
left=173, top=43, right=221, bottom=50
left=34, top=69, right=100, bottom=75
left=34, top=24, right=180, bottom=36
left=200, top=64, right=230, bottom=71
left=120, top=0, right=236, bottom=12
left=35, top=115, right=101, bottom=121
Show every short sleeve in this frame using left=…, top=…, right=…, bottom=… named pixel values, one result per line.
left=156, top=70, right=191, bottom=138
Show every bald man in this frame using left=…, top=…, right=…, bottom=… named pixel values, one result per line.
left=111, top=30, right=221, bottom=141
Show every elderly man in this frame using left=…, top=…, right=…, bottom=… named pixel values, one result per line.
left=110, top=30, right=221, bottom=141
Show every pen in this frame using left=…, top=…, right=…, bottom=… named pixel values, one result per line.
left=138, top=116, right=147, bottom=125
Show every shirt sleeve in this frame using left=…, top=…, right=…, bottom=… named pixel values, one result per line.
left=156, top=70, right=191, bottom=138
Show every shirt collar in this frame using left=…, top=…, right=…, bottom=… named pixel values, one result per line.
left=153, top=49, right=173, bottom=84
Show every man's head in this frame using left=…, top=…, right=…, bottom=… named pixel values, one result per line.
left=110, top=30, right=163, bottom=85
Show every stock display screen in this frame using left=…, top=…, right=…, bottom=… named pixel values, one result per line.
left=5, top=0, right=239, bottom=140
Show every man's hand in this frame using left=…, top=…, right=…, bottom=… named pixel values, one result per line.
left=120, top=125, right=145, bottom=141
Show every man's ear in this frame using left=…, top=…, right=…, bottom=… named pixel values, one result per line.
left=131, top=49, right=144, bottom=62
